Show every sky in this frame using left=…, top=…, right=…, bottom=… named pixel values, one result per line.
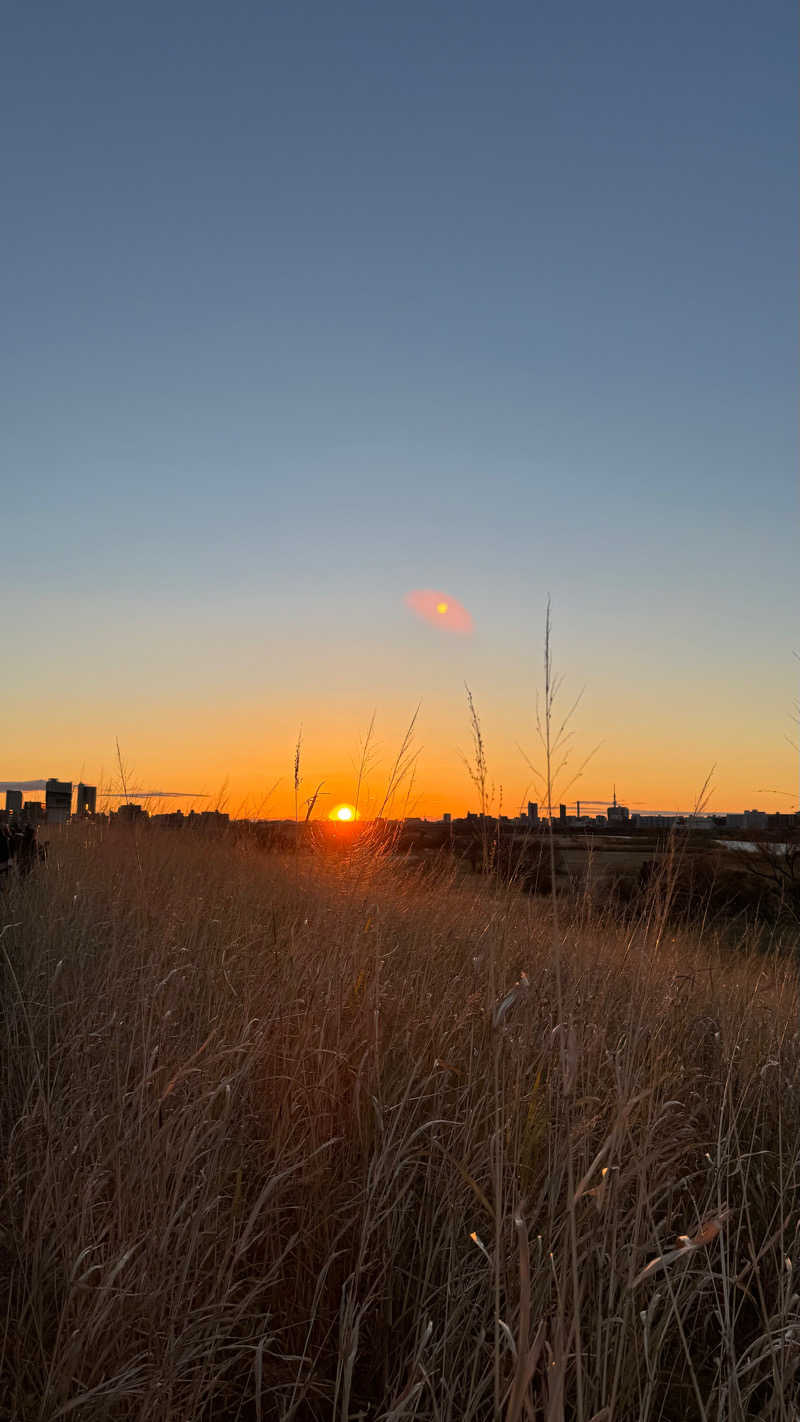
left=3, top=0, right=797, bottom=818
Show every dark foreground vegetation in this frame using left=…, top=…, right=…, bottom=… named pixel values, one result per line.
left=2, top=827, right=800, bottom=1419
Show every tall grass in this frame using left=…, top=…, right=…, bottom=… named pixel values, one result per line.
left=2, top=826, right=799, bottom=1419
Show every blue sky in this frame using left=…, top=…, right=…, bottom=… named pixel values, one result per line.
left=3, top=1, right=797, bottom=811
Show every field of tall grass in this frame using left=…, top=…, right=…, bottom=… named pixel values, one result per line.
left=3, top=825, right=799, bottom=1420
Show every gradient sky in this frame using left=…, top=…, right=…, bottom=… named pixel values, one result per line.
left=3, top=1, right=797, bottom=817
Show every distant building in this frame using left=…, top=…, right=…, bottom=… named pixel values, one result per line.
left=607, top=803, right=630, bottom=824
left=116, top=802, right=147, bottom=823
left=23, top=801, right=45, bottom=824
left=559, top=804, right=567, bottom=823
left=150, top=810, right=185, bottom=828
left=75, top=783, right=97, bottom=817
left=744, top=809, right=768, bottom=829
left=527, top=802, right=539, bottom=824
left=45, top=778, right=72, bottom=825
left=5, top=789, right=23, bottom=814
left=187, top=810, right=230, bottom=829
left=442, top=812, right=451, bottom=826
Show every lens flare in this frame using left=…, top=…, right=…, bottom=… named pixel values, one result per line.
left=406, top=590, right=473, bottom=635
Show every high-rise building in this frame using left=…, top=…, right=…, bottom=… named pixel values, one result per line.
left=559, top=804, right=567, bottom=822
left=45, top=778, right=72, bottom=824
left=5, top=789, right=23, bottom=814
left=527, top=802, right=539, bottom=823
left=75, top=783, right=97, bottom=816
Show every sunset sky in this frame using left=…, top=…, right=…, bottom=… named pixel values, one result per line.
left=4, top=1, right=797, bottom=818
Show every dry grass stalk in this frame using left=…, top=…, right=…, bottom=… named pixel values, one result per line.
left=2, top=824, right=799, bottom=1420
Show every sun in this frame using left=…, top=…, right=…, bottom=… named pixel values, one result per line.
left=330, top=803, right=356, bottom=822
left=436, top=601, right=448, bottom=614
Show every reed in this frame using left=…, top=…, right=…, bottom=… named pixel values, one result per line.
left=2, top=822, right=799, bottom=1420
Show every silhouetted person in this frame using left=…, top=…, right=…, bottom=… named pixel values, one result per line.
left=17, top=824, right=38, bottom=877
left=0, top=822, right=44, bottom=884
left=0, top=825, right=11, bottom=886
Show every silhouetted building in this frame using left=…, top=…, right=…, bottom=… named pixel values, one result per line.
left=442, top=812, right=451, bottom=826
left=187, top=810, right=230, bottom=829
left=116, top=802, right=147, bottom=823
left=5, top=789, right=22, bottom=814
left=75, top=783, right=96, bottom=816
left=607, top=803, right=630, bottom=824
left=559, top=804, right=567, bottom=822
left=23, top=801, right=45, bottom=824
left=744, top=809, right=768, bottom=829
left=527, top=802, right=539, bottom=824
left=150, top=810, right=185, bottom=828
left=630, top=813, right=677, bottom=829
left=45, top=778, right=72, bottom=824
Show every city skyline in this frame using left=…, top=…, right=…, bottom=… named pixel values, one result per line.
left=2, top=741, right=797, bottom=824
left=3, top=640, right=798, bottom=818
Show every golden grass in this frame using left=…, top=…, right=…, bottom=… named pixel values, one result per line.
left=2, top=826, right=799, bottom=1419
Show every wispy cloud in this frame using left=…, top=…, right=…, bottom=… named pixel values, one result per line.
left=0, top=781, right=207, bottom=798
left=102, top=790, right=208, bottom=799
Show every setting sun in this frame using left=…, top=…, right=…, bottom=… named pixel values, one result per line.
left=436, top=601, right=448, bottom=614
left=330, top=803, right=356, bottom=822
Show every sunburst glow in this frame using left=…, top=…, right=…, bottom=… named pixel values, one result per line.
left=330, top=803, right=356, bottom=822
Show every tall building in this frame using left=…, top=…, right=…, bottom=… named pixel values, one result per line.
left=559, top=804, right=567, bottom=822
left=606, top=786, right=629, bottom=824
left=5, top=789, right=23, bottom=814
left=527, top=802, right=539, bottom=823
left=75, top=783, right=97, bottom=816
left=45, top=778, right=72, bottom=824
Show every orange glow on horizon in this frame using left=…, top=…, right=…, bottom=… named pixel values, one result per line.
left=13, top=678, right=795, bottom=825
left=330, top=803, right=356, bottom=822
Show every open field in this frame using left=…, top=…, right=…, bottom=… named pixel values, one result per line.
left=3, top=828, right=800, bottom=1420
